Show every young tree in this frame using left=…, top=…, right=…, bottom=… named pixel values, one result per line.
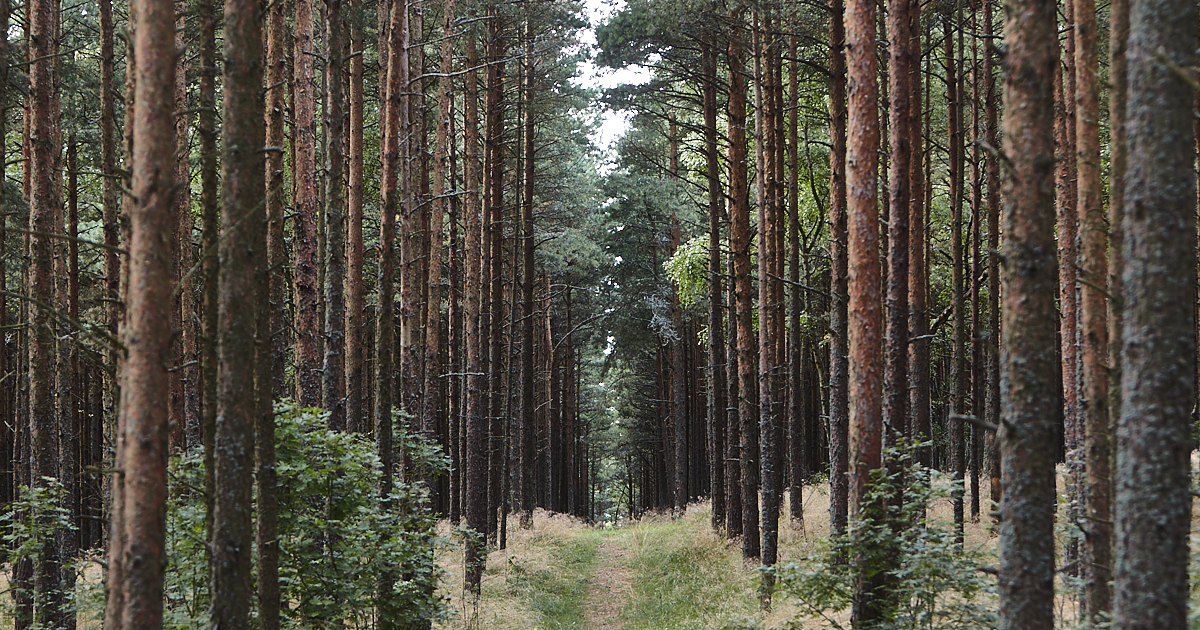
left=997, top=0, right=1059, bottom=625
left=1112, top=1, right=1196, bottom=626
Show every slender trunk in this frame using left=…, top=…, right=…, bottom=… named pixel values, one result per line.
left=786, top=27, right=804, bottom=529
left=728, top=13, right=759, bottom=562
left=170, top=1, right=190, bottom=452
left=485, top=7, right=506, bottom=540
left=28, top=0, right=64, bottom=619
left=345, top=16, right=365, bottom=434
left=462, top=14, right=488, bottom=595
left=1113, top=2, right=1196, bottom=626
left=198, top=0, right=219, bottom=551
left=519, top=1, right=535, bottom=528
left=946, top=12, right=967, bottom=544
left=983, top=0, right=1002, bottom=515
left=907, top=0, right=930, bottom=479
left=323, top=0, right=346, bottom=429
left=704, top=38, right=727, bottom=533
left=1072, top=0, right=1111, bottom=615
left=885, top=0, right=913, bottom=499
left=1104, top=0, right=1127, bottom=540
left=997, top=0, right=1059, bottom=622
left=266, top=0, right=287, bottom=401
left=827, top=0, right=850, bottom=543
left=294, top=0, right=320, bottom=405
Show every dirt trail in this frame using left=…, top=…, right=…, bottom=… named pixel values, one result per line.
left=584, top=540, right=633, bottom=630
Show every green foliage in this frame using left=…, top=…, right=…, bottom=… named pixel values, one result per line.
left=0, top=478, right=77, bottom=628
left=768, top=446, right=997, bottom=630
left=154, top=402, right=446, bottom=629
left=663, top=235, right=710, bottom=309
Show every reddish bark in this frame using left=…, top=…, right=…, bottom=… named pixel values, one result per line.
left=997, top=0, right=1059, bottom=622
left=111, top=0, right=178, bottom=622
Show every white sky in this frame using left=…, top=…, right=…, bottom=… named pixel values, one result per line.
left=574, top=0, right=653, bottom=151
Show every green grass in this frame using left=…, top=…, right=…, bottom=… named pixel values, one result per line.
left=618, top=513, right=763, bottom=630
left=505, top=529, right=602, bottom=629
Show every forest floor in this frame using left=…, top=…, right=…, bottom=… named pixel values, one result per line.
left=434, top=482, right=1000, bottom=630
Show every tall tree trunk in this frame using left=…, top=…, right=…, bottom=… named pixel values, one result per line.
left=885, top=0, right=913, bottom=507
left=786, top=26, right=804, bottom=529
left=1113, top=1, right=1195, bottom=626
left=946, top=12, right=967, bottom=544
left=827, top=0, right=850, bottom=543
left=198, top=0, right=219, bottom=552
left=997, top=0, right=1059, bottom=622
left=758, top=14, right=783, bottom=597
left=462, top=13, right=488, bottom=595
left=1104, top=0, right=1128, bottom=540
left=983, top=0, right=1002, bottom=515
left=1072, top=0, right=1111, bottom=615
left=210, top=0, right=264, bottom=623
left=345, top=15, right=365, bottom=433
left=907, top=0, right=930, bottom=479
left=170, top=0, right=191, bottom=452
left=728, top=13, right=759, bottom=562
left=266, top=0, right=287, bottom=401
left=323, top=0, right=346, bottom=429
left=256, top=6, right=282, bottom=623
left=376, top=0, right=404, bottom=617
left=109, top=0, right=177, bottom=621
left=485, top=7, right=506, bottom=540
left=519, top=0, right=535, bottom=529
left=704, top=37, right=727, bottom=534
left=846, top=0, right=884, bottom=618
left=294, top=0, right=321, bottom=406
left=28, top=0, right=64, bottom=619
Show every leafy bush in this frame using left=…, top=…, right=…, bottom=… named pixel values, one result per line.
left=766, top=445, right=996, bottom=630
left=162, top=402, right=446, bottom=629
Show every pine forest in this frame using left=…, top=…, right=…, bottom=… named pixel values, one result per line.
left=0, top=0, right=1196, bottom=627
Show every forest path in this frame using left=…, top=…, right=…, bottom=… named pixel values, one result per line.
left=583, top=539, right=633, bottom=630
left=438, top=492, right=835, bottom=630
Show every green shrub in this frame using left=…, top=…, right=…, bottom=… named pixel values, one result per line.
left=767, top=444, right=996, bottom=630
left=161, top=401, right=446, bottom=629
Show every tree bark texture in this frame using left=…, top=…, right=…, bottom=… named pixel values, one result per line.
left=1113, top=0, right=1196, bottom=626
left=997, top=0, right=1059, bottom=623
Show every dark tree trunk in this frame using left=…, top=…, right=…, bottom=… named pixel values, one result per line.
left=946, top=13, right=967, bottom=544
left=997, top=0, right=1059, bottom=623
left=28, top=0, right=64, bottom=619
left=1113, top=0, right=1196, bottom=626
left=519, top=0, right=535, bottom=529
left=294, top=0, right=320, bottom=406
left=211, top=0, right=264, bottom=624
left=885, top=0, right=913, bottom=503
left=704, top=38, right=727, bottom=534
left=266, top=0, right=287, bottom=401
left=983, top=0, right=1002, bottom=515
left=827, top=0, right=850, bottom=543
left=462, top=15, right=487, bottom=595
left=728, top=13, right=759, bottom=562
left=322, top=0, right=346, bottom=430
left=346, top=14, right=366, bottom=434
left=786, top=27, right=804, bottom=529
left=1073, top=0, right=1111, bottom=614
